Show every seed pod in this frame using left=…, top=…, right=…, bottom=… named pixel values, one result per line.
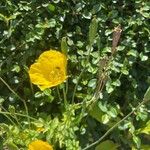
left=112, top=25, right=122, bottom=54
left=89, top=16, right=98, bottom=46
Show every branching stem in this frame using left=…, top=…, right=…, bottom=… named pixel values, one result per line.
left=82, top=98, right=149, bottom=150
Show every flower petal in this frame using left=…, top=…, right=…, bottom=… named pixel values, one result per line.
left=28, top=140, right=53, bottom=150
left=29, top=50, right=67, bottom=90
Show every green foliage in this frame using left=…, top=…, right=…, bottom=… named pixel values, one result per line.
left=95, top=140, right=119, bottom=150
left=61, top=37, right=68, bottom=55
left=0, top=0, right=150, bottom=149
left=88, top=17, right=98, bottom=46
left=136, top=120, right=150, bottom=135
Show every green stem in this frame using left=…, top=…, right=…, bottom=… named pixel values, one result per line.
left=71, top=69, right=85, bottom=103
left=56, top=86, right=62, bottom=102
left=63, top=84, right=67, bottom=107
left=0, top=111, right=37, bottom=121
left=0, top=77, right=30, bottom=128
left=65, top=79, right=68, bottom=95
left=82, top=98, right=149, bottom=150
left=1, top=112, right=16, bottom=125
left=72, top=45, right=93, bottom=103
left=2, top=106, right=21, bottom=127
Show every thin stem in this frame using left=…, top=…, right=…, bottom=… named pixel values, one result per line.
left=0, top=77, right=30, bottom=128
left=63, top=84, right=67, bottom=107
left=1, top=106, right=21, bottom=127
left=65, top=79, right=69, bottom=95
left=56, top=86, right=62, bottom=102
left=71, top=69, right=85, bottom=103
left=82, top=98, right=149, bottom=150
left=1, top=112, right=16, bottom=125
left=0, top=111, right=38, bottom=121
left=29, top=79, right=34, bottom=98
left=72, top=45, right=93, bottom=103
left=88, top=52, right=117, bottom=110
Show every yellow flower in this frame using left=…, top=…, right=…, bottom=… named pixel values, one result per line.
left=28, top=140, right=53, bottom=150
left=29, top=50, right=67, bottom=90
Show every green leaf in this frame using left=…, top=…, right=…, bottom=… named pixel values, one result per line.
left=141, top=145, right=150, bottom=150
left=89, top=101, right=105, bottom=123
left=8, top=105, right=15, bottom=114
left=0, top=13, right=7, bottom=23
left=67, top=37, right=74, bottom=46
left=88, top=17, right=98, bottom=45
left=132, top=144, right=150, bottom=150
left=0, top=97, right=4, bottom=104
left=43, top=88, right=52, bottom=96
left=127, top=50, right=138, bottom=57
left=8, top=12, right=21, bottom=20
left=106, top=81, right=114, bottom=93
left=61, top=37, right=68, bottom=55
left=112, top=79, right=121, bottom=87
left=6, top=142, right=19, bottom=150
left=137, top=120, right=150, bottom=135
left=121, top=68, right=129, bottom=75
left=95, top=140, right=119, bottom=150
left=133, top=135, right=141, bottom=149
left=144, top=86, right=150, bottom=100
left=92, top=4, right=101, bottom=14
left=101, top=114, right=110, bottom=124
left=98, top=101, right=108, bottom=112
left=107, top=107, right=118, bottom=118
left=11, top=65, right=20, bottom=73
left=88, top=79, right=96, bottom=88
left=49, top=19, right=56, bottom=28
left=140, top=52, right=148, bottom=61
left=48, top=4, right=55, bottom=12
left=76, top=41, right=83, bottom=48
left=140, top=12, right=150, bottom=18
left=34, top=91, right=43, bottom=98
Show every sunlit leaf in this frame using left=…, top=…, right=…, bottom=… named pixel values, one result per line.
left=95, top=140, right=119, bottom=150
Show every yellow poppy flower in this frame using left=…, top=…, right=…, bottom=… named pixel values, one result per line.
left=29, top=50, right=67, bottom=90
left=28, top=140, right=53, bottom=150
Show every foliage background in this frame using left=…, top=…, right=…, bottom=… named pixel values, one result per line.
left=0, top=0, right=150, bottom=149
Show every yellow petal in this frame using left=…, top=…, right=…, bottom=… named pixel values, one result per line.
left=29, top=50, right=67, bottom=90
left=28, top=140, right=53, bottom=150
